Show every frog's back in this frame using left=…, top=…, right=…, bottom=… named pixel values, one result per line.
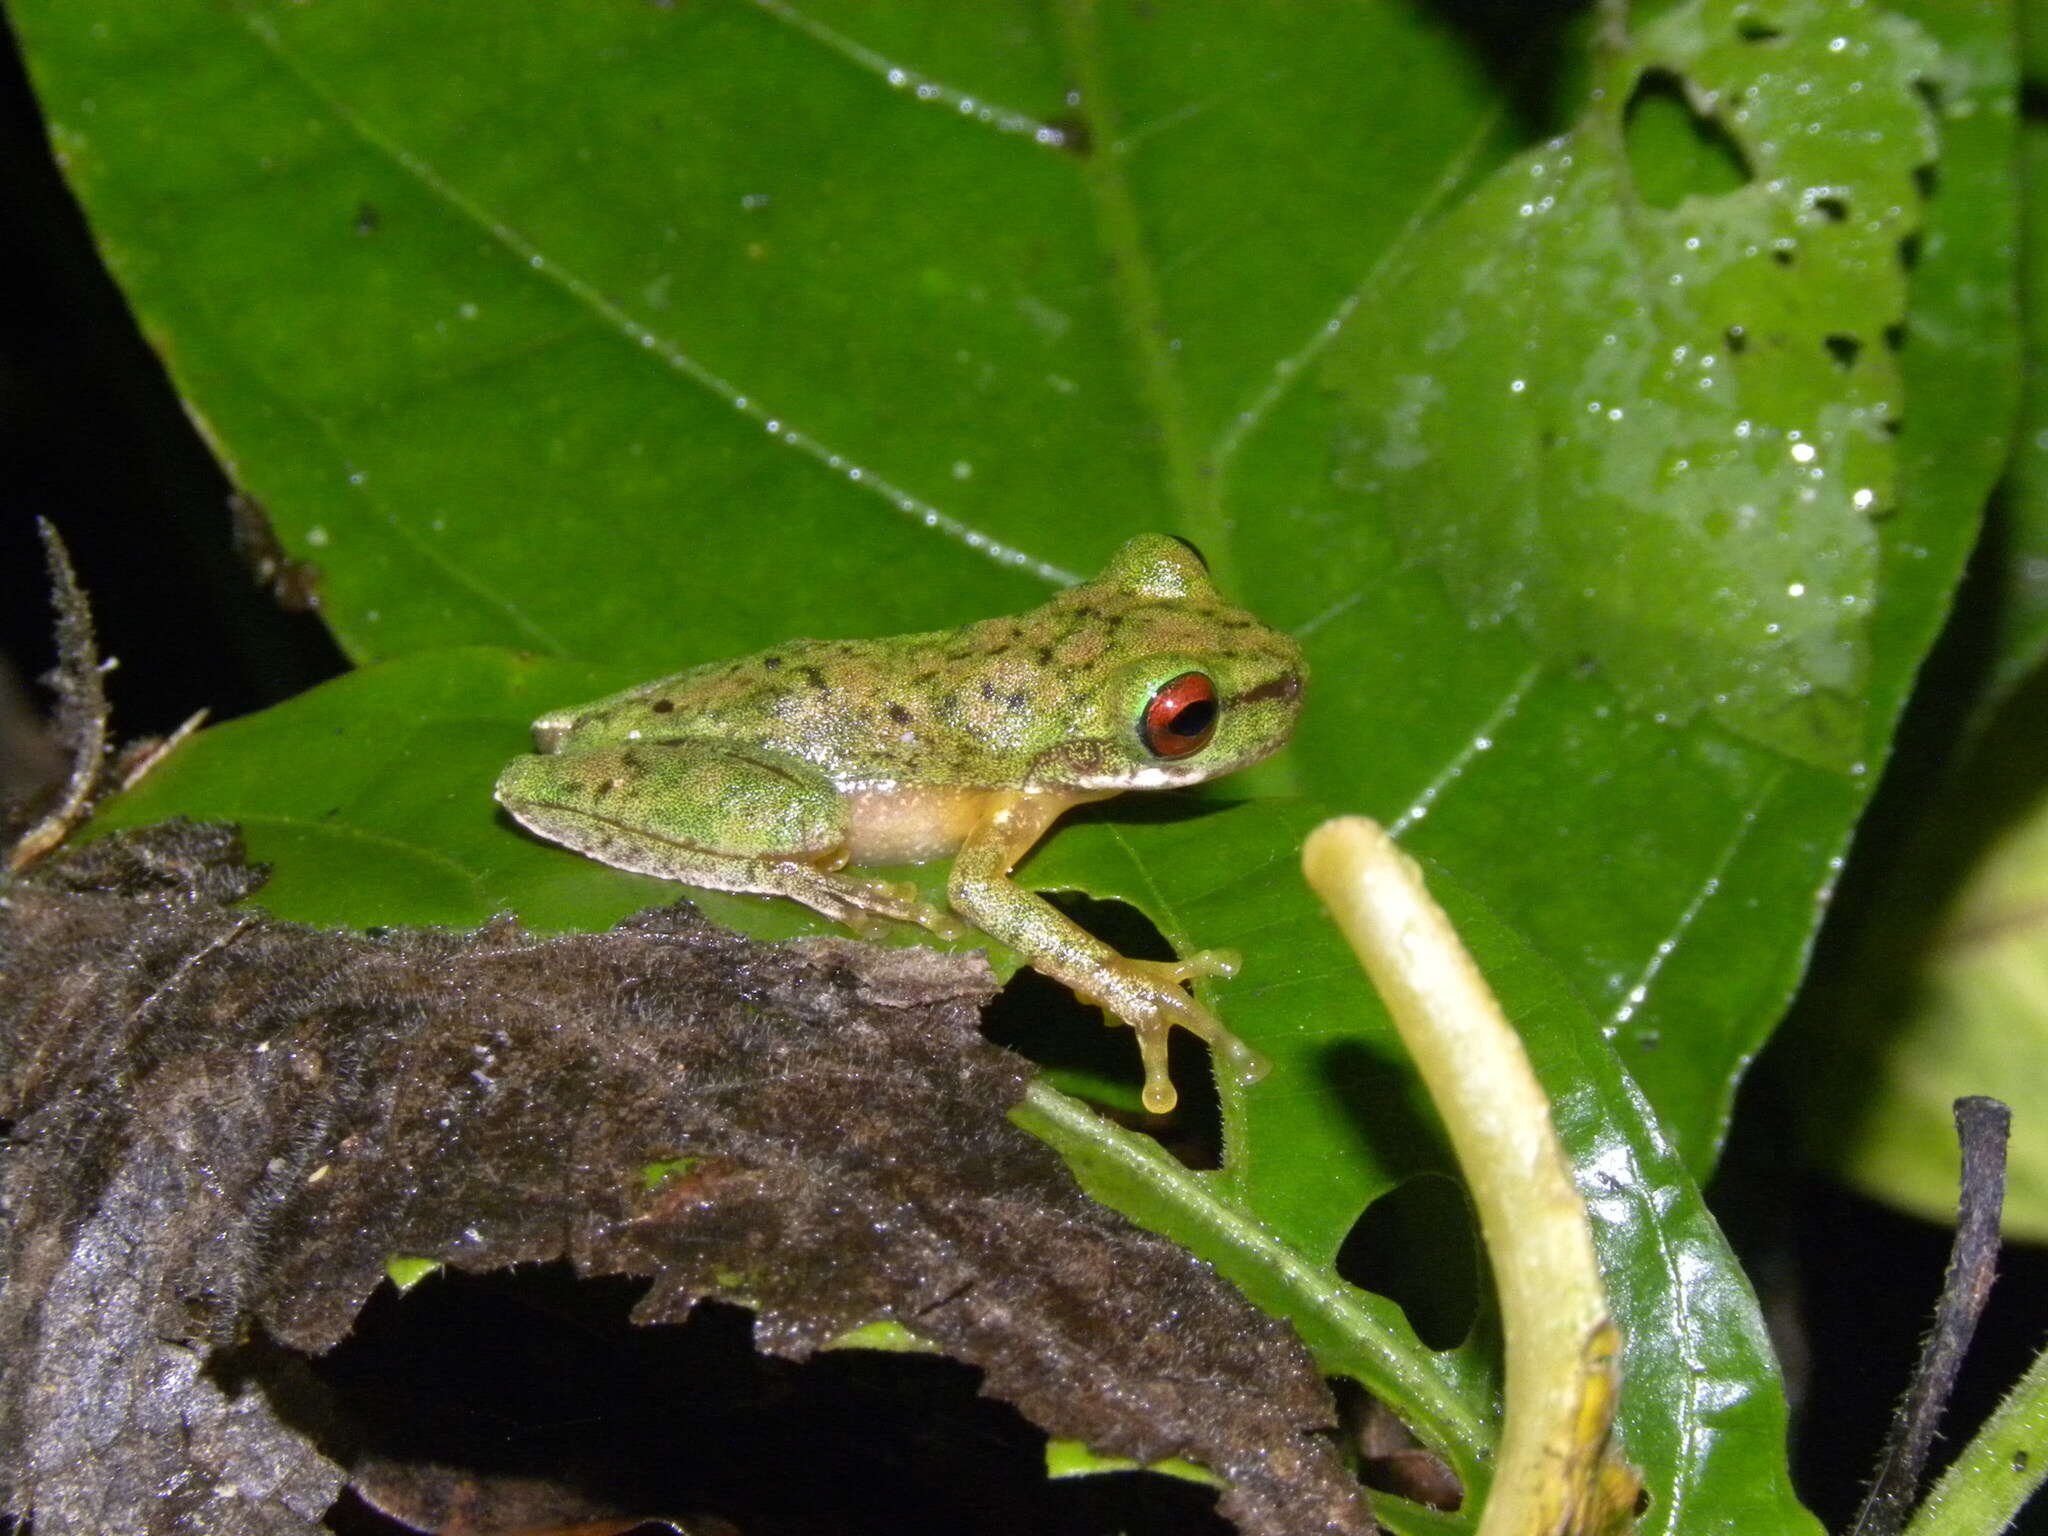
left=536, top=630, right=1016, bottom=787
left=534, top=531, right=1304, bottom=795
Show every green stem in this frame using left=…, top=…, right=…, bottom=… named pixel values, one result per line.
left=1016, top=1079, right=1490, bottom=1470
left=1902, top=1342, right=2048, bottom=1536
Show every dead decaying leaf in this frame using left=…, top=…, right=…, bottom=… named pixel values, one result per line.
left=0, top=821, right=1370, bottom=1536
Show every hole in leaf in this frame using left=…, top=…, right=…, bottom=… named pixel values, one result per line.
left=1881, top=415, right=1904, bottom=437
left=1812, top=194, right=1849, bottom=224
left=1623, top=69, right=1751, bottom=209
left=1773, top=245, right=1797, bottom=266
left=1900, top=232, right=1923, bottom=270
left=981, top=893, right=1223, bottom=1166
left=1334, top=1173, right=1480, bottom=1350
left=296, top=1266, right=1235, bottom=1533
left=1825, top=333, right=1862, bottom=369
left=1884, top=321, right=1908, bottom=353
left=1725, top=324, right=1749, bottom=354
left=1915, top=162, right=1939, bottom=200
left=1736, top=17, right=1784, bottom=42
left=1332, top=1378, right=1466, bottom=1511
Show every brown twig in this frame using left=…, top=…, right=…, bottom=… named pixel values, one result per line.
left=5, top=522, right=112, bottom=873
left=1848, top=1097, right=2012, bottom=1536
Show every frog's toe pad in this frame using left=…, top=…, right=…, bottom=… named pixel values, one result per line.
left=1176, top=947, right=1241, bottom=982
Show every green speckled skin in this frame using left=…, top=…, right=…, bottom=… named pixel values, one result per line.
left=495, top=535, right=1304, bottom=1112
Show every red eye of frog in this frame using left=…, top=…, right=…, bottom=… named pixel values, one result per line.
left=1139, top=672, right=1218, bottom=758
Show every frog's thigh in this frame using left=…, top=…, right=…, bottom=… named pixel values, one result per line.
left=500, top=742, right=842, bottom=869
left=499, top=745, right=946, bottom=931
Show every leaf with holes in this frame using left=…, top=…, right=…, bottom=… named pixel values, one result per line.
left=1326, top=0, right=1937, bottom=772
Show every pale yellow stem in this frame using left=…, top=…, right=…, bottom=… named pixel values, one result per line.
left=1302, top=816, right=1639, bottom=1535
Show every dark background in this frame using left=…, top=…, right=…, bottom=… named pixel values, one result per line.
left=0, top=6, right=2042, bottom=1533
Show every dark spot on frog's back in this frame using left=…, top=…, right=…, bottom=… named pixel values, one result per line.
left=650, top=698, right=675, bottom=714
left=799, top=665, right=829, bottom=691
left=886, top=702, right=914, bottom=726
left=978, top=679, right=998, bottom=701
left=762, top=654, right=784, bottom=670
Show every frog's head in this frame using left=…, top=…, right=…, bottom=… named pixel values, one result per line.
left=1027, top=535, right=1305, bottom=792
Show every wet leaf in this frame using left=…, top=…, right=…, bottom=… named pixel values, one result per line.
left=1328, top=0, right=1935, bottom=771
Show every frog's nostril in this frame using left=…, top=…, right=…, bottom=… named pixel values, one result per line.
left=1237, top=673, right=1301, bottom=707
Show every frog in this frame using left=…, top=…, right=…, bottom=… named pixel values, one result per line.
left=494, top=534, right=1305, bottom=1113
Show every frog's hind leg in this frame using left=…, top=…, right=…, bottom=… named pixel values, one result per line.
left=495, top=743, right=959, bottom=937
left=747, top=859, right=965, bottom=939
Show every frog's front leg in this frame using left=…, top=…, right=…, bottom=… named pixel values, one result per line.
left=495, top=744, right=959, bottom=936
left=947, top=792, right=1269, bottom=1113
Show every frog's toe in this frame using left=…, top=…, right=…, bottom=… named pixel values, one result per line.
left=1216, top=1034, right=1272, bottom=1087
left=1175, top=947, right=1241, bottom=983
left=1136, top=1026, right=1180, bottom=1115
left=836, top=907, right=899, bottom=941
left=850, top=876, right=963, bottom=938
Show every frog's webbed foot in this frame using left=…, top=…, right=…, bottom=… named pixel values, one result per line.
left=1071, top=949, right=1269, bottom=1114
left=770, top=863, right=968, bottom=942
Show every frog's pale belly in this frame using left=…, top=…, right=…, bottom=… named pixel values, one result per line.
left=838, top=784, right=1115, bottom=867
left=840, top=784, right=1013, bottom=866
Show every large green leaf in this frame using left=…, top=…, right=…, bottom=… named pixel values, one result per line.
left=14, top=1, right=1507, bottom=662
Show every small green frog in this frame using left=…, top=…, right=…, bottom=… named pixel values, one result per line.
left=495, top=534, right=1304, bottom=1112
